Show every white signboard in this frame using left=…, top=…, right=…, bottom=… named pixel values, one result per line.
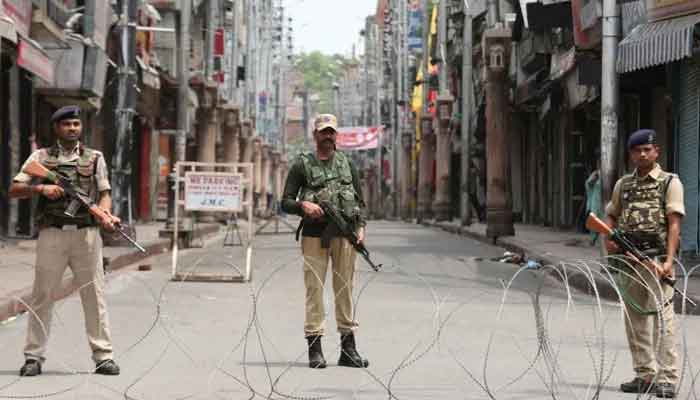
left=184, top=172, right=242, bottom=211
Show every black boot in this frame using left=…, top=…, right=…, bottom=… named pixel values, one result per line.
left=338, top=333, right=369, bottom=368
left=620, top=376, right=655, bottom=393
left=94, top=359, right=120, bottom=375
left=19, top=360, right=42, bottom=377
left=306, top=336, right=327, bottom=369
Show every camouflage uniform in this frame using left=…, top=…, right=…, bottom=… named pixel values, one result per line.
left=606, top=163, right=685, bottom=385
left=295, top=151, right=364, bottom=337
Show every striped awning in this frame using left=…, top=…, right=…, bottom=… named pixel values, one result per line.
left=0, top=14, right=17, bottom=43
left=617, top=12, right=700, bottom=73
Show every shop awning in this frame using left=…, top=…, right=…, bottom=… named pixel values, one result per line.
left=618, top=12, right=700, bottom=73
left=0, top=14, right=17, bottom=43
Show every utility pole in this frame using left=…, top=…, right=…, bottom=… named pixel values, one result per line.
left=363, top=22, right=371, bottom=127
left=227, top=1, right=237, bottom=103
left=393, top=0, right=403, bottom=219
left=374, top=23, right=383, bottom=218
left=166, top=0, right=190, bottom=227
left=600, top=0, right=620, bottom=209
left=111, top=0, right=137, bottom=221
left=389, top=0, right=401, bottom=220
left=421, top=0, right=430, bottom=115
left=176, top=0, right=190, bottom=163
left=437, top=0, right=448, bottom=94
left=247, top=1, right=257, bottom=120
left=206, top=0, right=216, bottom=79
left=460, top=1, right=473, bottom=226
left=487, top=0, right=498, bottom=26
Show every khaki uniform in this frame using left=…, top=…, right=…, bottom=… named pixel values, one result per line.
left=282, top=151, right=365, bottom=338
left=13, top=143, right=114, bottom=362
left=606, top=163, right=685, bottom=384
left=302, top=236, right=359, bottom=336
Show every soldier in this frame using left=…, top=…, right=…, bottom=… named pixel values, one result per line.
left=281, top=114, right=369, bottom=369
left=8, top=105, right=121, bottom=377
left=605, top=129, right=684, bottom=398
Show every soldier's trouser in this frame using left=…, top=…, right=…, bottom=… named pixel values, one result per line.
left=24, top=227, right=114, bottom=362
left=622, top=263, right=679, bottom=384
left=302, top=236, right=359, bottom=337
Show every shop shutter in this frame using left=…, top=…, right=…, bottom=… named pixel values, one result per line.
left=676, top=60, right=700, bottom=252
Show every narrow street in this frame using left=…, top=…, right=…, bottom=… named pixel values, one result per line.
left=1, top=221, right=698, bottom=399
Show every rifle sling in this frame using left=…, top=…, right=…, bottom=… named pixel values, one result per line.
left=295, top=219, right=304, bottom=242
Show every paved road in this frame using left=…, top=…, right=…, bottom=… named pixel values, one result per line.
left=0, top=221, right=698, bottom=399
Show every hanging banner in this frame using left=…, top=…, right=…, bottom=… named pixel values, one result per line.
left=336, top=126, right=383, bottom=151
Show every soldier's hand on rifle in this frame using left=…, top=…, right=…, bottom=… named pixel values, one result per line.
left=630, top=255, right=665, bottom=278
left=357, top=227, right=365, bottom=244
left=301, top=201, right=324, bottom=219
left=37, top=184, right=64, bottom=200
left=605, top=238, right=619, bottom=253
left=99, top=209, right=121, bottom=232
left=660, top=260, right=674, bottom=279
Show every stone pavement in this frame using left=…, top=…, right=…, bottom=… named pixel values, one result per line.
left=3, top=216, right=699, bottom=325
left=0, top=222, right=222, bottom=322
left=3, top=220, right=693, bottom=399
left=420, top=219, right=700, bottom=314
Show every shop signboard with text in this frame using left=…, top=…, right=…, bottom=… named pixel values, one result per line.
left=184, top=172, right=242, bottom=212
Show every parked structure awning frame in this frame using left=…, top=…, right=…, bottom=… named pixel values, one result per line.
left=618, top=12, right=700, bottom=73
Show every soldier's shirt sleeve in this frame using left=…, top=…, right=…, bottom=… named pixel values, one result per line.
left=666, top=177, right=685, bottom=216
left=281, top=160, right=305, bottom=216
left=605, top=179, right=623, bottom=218
left=12, top=150, right=42, bottom=183
left=94, top=152, right=111, bottom=192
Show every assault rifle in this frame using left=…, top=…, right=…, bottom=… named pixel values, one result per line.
left=586, top=213, right=696, bottom=307
left=318, top=200, right=382, bottom=272
left=23, top=161, right=146, bottom=253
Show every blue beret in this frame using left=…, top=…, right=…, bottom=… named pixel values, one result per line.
left=51, top=105, right=81, bottom=123
left=627, top=129, right=656, bottom=149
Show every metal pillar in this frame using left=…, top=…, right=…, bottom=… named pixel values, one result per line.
left=111, top=0, right=137, bottom=220
left=393, top=0, right=404, bottom=219
left=600, top=0, right=620, bottom=207
left=374, top=23, right=383, bottom=218
left=461, top=7, right=473, bottom=226
left=176, top=0, right=191, bottom=163
left=438, top=0, right=448, bottom=94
